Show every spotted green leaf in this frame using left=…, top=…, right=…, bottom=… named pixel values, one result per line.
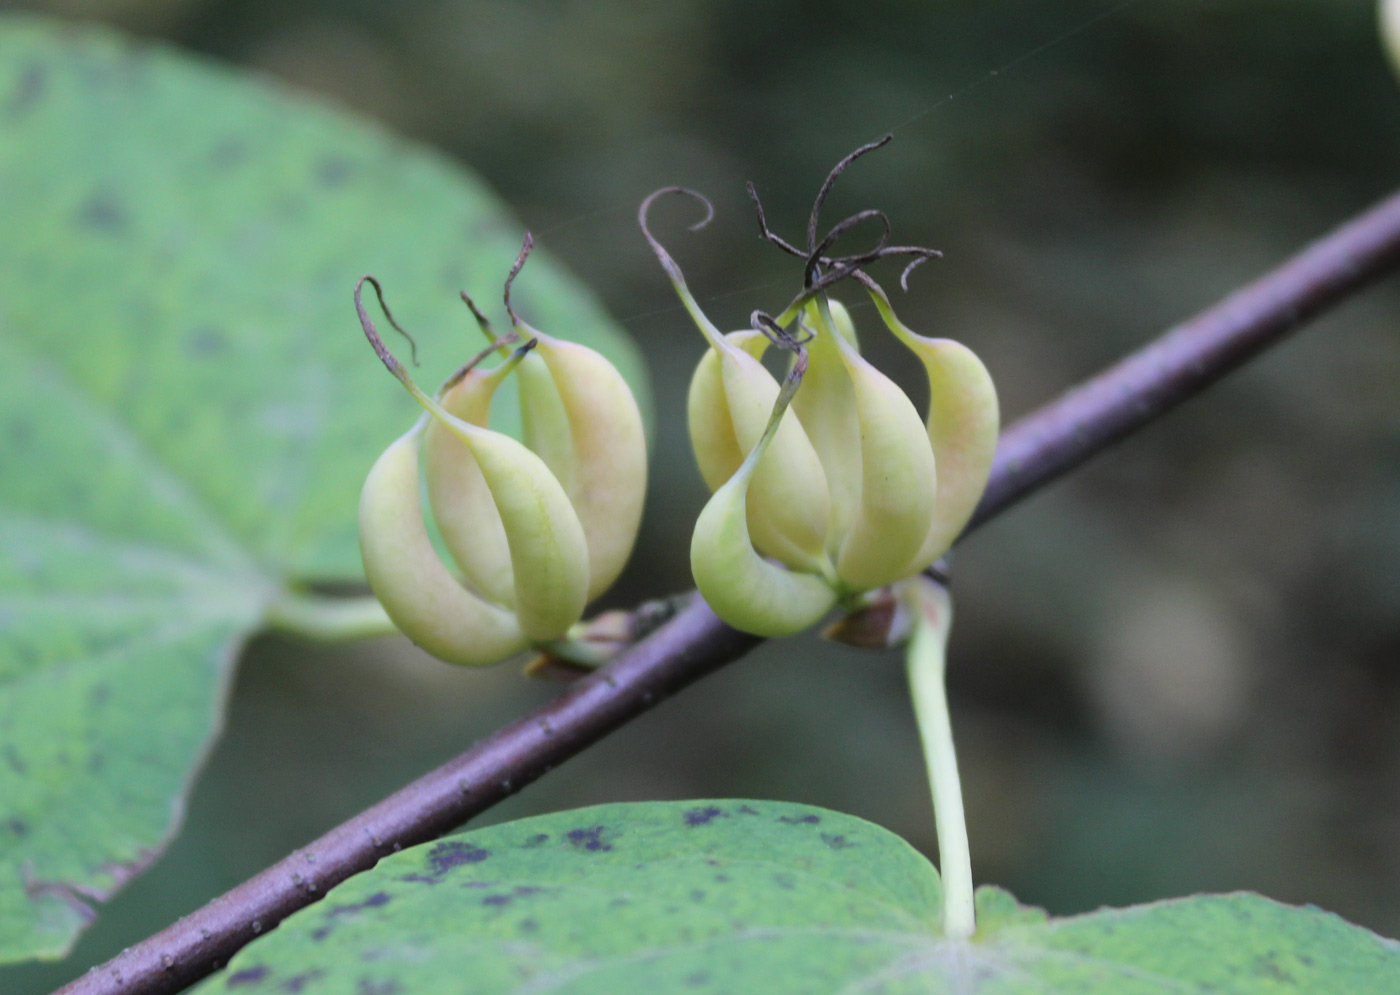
left=205, top=799, right=1400, bottom=994
left=0, top=15, right=645, bottom=962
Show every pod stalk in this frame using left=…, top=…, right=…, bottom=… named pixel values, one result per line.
left=903, top=575, right=975, bottom=941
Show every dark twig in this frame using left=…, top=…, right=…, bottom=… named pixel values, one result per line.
left=968, top=187, right=1400, bottom=528
left=55, top=186, right=1400, bottom=995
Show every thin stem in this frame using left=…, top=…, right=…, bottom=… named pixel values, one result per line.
left=903, top=576, right=974, bottom=939
left=264, top=593, right=397, bottom=643
left=54, top=186, right=1400, bottom=995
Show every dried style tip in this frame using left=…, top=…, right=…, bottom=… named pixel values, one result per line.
left=745, top=137, right=942, bottom=302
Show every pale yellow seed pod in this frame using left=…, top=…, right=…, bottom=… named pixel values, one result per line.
left=791, top=302, right=862, bottom=558
left=830, top=317, right=938, bottom=592
left=432, top=408, right=592, bottom=641
left=517, top=350, right=577, bottom=494
left=691, top=471, right=839, bottom=637
left=717, top=339, right=832, bottom=574
left=686, top=330, right=768, bottom=492
left=528, top=331, right=648, bottom=601
left=640, top=196, right=830, bottom=575
left=359, top=426, right=527, bottom=665
left=691, top=366, right=837, bottom=637
left=424, top=366, right=516, bottom=608
left=864, top=282, right=999, bottom=573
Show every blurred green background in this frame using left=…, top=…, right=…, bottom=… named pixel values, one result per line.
left=5, top=0, right=1400, bottom=989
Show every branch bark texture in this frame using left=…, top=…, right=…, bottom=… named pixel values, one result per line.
left=56, top=187, right=1400, bottom=995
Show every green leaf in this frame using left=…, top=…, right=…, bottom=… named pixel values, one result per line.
left=0, top=15, right=645, bottom=962
left=206, top=800, right=1400, bottom=994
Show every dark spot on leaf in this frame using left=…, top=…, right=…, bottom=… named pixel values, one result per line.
left=427, top=840, right=490, bottom=875
left=684, top=806, right=726, bottom=826
left=357, top=981, right=399, bottom=995
left=1299, top=954, right=1314, bottom=966
left=76, top=194, right=128, bottom=234
left=821, top=834, right=854, bottom=849
left=227, top=965, right=270, bottom=987
left=778, top=814, right=820, bottom=825
left=90, top=683, right=110, bottom=706
left=566, top=826, right=613, bottom=852
left=186, top=326, right=228, bottom=357
left=4, top=746, right=25, bottom=774
left=6, top=63, right=46, bottom=118
left=310, top=927, right=330, bottom=942
left=689, top=889, right=706, bottom=903
left=518, top=917, right=539, bottom=933
left=714, top=873, right=730, bottom=883
left=1253, top=955, right=1295, bottom=983
left=316, top=156, right=355, bottom=187
left=737, top=805, right=760, bottom=815
left=329, top=892, right=390, bottom=918
left=521, top=833, right=550, bottom=848
left=282, top=970, right=324, bottom=993
left=772, top=873, right=796, bottom=890
left=685, top=971, right=711, bottom=988
left=5, top=819, right=28, bottom=838
left=479, top=885, right=542, bottom=910
left=609, top=897, right=629, bottom=909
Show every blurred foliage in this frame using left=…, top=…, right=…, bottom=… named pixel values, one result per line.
left=3, top=0, right=1399, bottom=990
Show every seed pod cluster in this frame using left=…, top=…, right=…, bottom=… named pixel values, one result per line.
left=642, top=140, right=999, bottom=638
left=353, top=243, right=647, bottom=666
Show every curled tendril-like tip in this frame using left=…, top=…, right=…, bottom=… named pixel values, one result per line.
left=899, top=252, right=937, bottom=292
left=639, top=186, right=715, bottom=236
left=503, top=231, right=536, bottom=330
left=746, top=181, right=806, bottom=259
left=355, top=275, right=418, bottom=380
left=807, top=133, right=893, bottom=254
left=638, top=186, right=715, bottom=290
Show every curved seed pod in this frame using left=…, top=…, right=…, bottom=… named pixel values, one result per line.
left=691, top=358, right=837, bottom=637
left=517, top=351, right=577, bottom=493
left=686, top=330, right=767, bottom=491
left=717, top=337, right=831, bottom=573
left=527, top=330, right=648, bottom=601
left=830, top=309, right=938, bottom=592
left=863, top=278, right=999, bottom=572
left=359, top=423, right=527, bottom=665
left=641, top=187, right=829, bottom=574
left=791, top=301, right=862, bottom=557
left=424, top=360, right=519, bottom=608
left=432, top=407, right=590, bottom=641
left=355, top=283, right=590, bottom=642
